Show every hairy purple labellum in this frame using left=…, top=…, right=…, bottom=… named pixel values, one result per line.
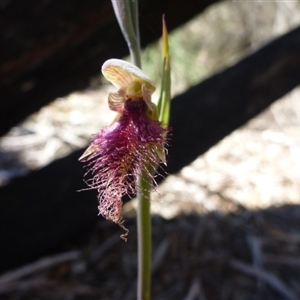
left=80, top=99, right=167, bottom=224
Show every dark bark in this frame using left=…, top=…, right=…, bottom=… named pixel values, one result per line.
left=1, top=24, right=300, bottom=272
left=0, top=0, right=220, bottom=137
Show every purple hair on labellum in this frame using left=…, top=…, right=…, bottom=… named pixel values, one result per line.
left=79, top=59, right=168, bottom=240
left=81, top=99, right=167, bottom=225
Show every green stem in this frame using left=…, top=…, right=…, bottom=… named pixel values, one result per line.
left=127, top=0, right=141, bottom=68
left=111, top=1, right=152, bottom=298
left=111, top=0, right=141, bottom=67
left=137, top=175, right=151, bottom=300
left=125, top=1, right=151, bottom=299
left=130, top=17, right=151, bottom=300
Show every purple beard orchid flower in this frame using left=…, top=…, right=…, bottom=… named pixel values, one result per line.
left=79, top=59, right=167, bottom=231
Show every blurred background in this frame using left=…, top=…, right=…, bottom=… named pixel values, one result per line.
left=1, top=0, right=300, bottom=299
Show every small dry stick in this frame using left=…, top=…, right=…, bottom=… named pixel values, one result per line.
left=184, top=277, right=207, bottom=300
left=229, top=259, right=298, bottom=300
left=0, top=250, right=80, bottom=285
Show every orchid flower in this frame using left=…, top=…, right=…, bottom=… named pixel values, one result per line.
left=79, top=59, right=167, bottom=231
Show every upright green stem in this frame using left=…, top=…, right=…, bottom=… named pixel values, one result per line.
left=114, top=0, right=152, bottom=298
left=136, top=17, right=170, bottom=299
left=111, top=0, right=141, bottom=67
left=137, top=175, right=152, bottom=300
left=128, top=5, right=152, bottom=299
left=111, top=1, right=160, bottom=298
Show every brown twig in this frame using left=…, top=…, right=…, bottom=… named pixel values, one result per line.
left=229, top=259, right=298, bottom=300
left=152, top=237, right=170, bottom=273
left=88, top=234, right=120, bottom=265
left=0, top=277, right=53, bottom=295
left=184, top=277, right=207, bottom=300
left=263, top=254, right=300, bottom=267
left=0, top=250, right=80, bottom=286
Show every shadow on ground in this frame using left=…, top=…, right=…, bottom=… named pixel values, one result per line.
left=1, top=203, right=299, bottom=300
